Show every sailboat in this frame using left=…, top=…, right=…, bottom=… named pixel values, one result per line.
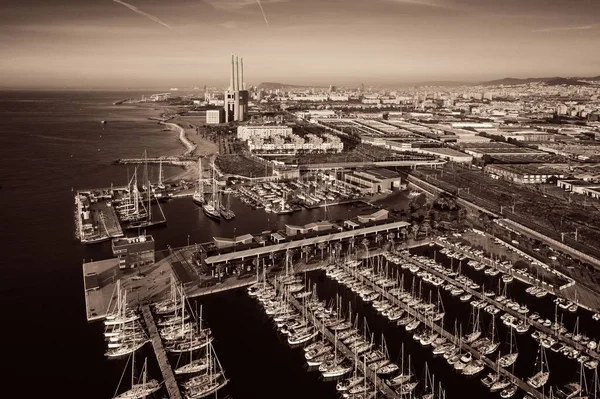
left=527, top=344, right=550, bottom=389
left=319, top=330, right=352, bottom=378
left=192, top=157, right=205, bottom=206
left=175, top=307, right=211, bottom=375
left=114, top=357, right=160, bottom=399
left=183, top=342, right=228, bottom=399
left=202, top=161, right=221, bottom=221
left=105, top=281, right=140, bottom=326
left=498, top=327, right=519, bottom=368
left=219, top=191, right=235, bottom=220
left=480, top=315, right=500, bottom=355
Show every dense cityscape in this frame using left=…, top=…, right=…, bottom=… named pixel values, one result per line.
left=67, top=54, right=600, bottom=399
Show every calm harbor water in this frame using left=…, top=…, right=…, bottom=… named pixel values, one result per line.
left=0, top=91, right=394, bottom=399
left=2, top=91, right=596, bottom=399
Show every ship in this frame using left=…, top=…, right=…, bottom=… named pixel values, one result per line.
left=203, top=161, right=221, bottom=221
left=192, top=158, right=205, bottom=206
left=219, top=191, right=235, bottom=220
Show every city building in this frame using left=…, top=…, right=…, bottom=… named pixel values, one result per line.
left=237, top=125, right=293, bottom=141
left=285, top=221, right=340, bottom=236
left=344, top=168, right=403, bottom=194
left=212, top=234, right=254, bottom=249
left=357, top=209, right=389, bottom=223
left=557, top=179, right=600, bottom=197
left=412, top=147, right=473, bottom=163
left=485, top=164, right=565, bottom=184
left=111, top=235, right=155, bottom=269
left=206, top=109, right=224, bottom=124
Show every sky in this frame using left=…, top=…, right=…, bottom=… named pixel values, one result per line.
left=1, top=0, right=599, bottom=89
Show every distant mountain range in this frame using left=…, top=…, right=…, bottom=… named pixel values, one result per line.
left=257, top=82, right=326, bottom=90
left=257, top=75, right=600, bottom=90
left=480, top=76, right=600, bottom=86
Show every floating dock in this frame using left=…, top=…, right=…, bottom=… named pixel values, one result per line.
left=141, top=305, right=182, bottom=399
left=337, top=260, right=545, bottom=399
left=285, top=289, right=401, bottom=399
left=399, top=252, right=600, bottom=363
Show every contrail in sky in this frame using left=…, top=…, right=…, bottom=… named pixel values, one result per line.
left=113, top=0, right=172, bottom=29
left=256, top=0, right=270, bottom=26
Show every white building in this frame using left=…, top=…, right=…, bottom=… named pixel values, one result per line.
left=237, top=126, right=293, bottom=141
left=206, top=109, right=224, bottom=125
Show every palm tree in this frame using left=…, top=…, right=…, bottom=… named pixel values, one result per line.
left=422, top=224, right=431, bottom=238
left=361, top=238, right=369, bottom=258
left=387, top=232, right=395, bottom=252
left=400, top=228, right=408, bottom=241
left=334, top=242, right=342, bottom=262
left=411, top=223, right=420, bottom=240
left=301, top=245, right=311, bottom=261
left=318, top=242, right=326, bottom=260
left=349, top=237, right=356, bottom=254
left=375, top=233, right=383, bottom=245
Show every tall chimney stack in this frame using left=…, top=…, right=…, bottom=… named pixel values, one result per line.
left=241, top=57, right=245, bottom=91
left=234, top=55, right=240, bottom=121
left=230, top=54, right=234, bottom=91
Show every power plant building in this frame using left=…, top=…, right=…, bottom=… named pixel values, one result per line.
left=224, top=54, right=248, bottom=123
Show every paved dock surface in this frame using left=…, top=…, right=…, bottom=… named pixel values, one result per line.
left=83, top=258, right=121, bottom=321
left=142, top=305, right=183, bottom=399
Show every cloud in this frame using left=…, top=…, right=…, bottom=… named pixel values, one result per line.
left=532, top=25, right=595, bottom=33
left=204, top=0, right=287, bottom=11
left=112, top=0, right=172, bottom=29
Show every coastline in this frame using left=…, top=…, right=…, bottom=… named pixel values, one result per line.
left=161, top=121, right=196, bottom=156
left=114, top=102, right=219, bottom=183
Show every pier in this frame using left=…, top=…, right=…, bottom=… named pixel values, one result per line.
left=284, top=289, right=401, bottom=399
left=202, top=221, right=410, bottom=267
left=332, top=261, right=545, bottom=399
left=141, top=305, right=183, bottom=399
left=397, top=252, right=600, bottom=363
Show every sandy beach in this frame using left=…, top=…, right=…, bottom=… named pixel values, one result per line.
left=125, top=104, right=220, bottom=183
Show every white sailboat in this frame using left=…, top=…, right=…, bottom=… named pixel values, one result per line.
left=113, top=357, right=160, bottom=399
left=192, top=157, right=205, bottom=206
left=105, top=280, right=140, bottom=326
left=202, top=161, right=221, bottom=221
left=183, top=342, right=228, bottom=399
left=498, top=327, right=519, bottom=368
left=319, top=330, right=352, bottom=378
left=527, top=344, right=550, bottom=389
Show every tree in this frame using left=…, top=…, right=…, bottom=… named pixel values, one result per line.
left=411, top=223, right=420, bottom=240
left=361, top=238, right=369, bottom=257
left=375, top=233, right=383, bottom=245
left=400, top=228, right=408, bottom=241
left=387, top=232, right=395, bottom=252
left=318, top=242, right=326, bottom=260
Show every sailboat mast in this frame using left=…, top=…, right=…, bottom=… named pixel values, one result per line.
left=158, top=159, right=163, bottom=187
left=131, top=354, right=135, bottom=387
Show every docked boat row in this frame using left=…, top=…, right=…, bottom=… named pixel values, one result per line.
left=151, top=280, right=228, bottom=399
left=104, top=280, right=149, bottom=358
left=248, top=273, right=449, bottom=398
left=390, top=249, right=600, bottom=370
left=325, top=257, right=523, bottom=397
